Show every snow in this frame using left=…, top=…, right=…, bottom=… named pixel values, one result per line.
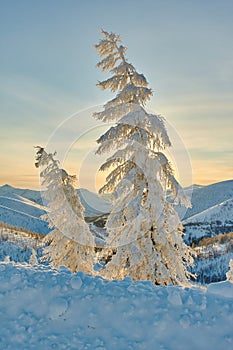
left=0, top=184, right=43, bottom=205
left=183, top=213, right=233, bottom=247
left=182, top=185, right=233, bottom=245
left=192, top=250, right=233, bottom=284
left=1, top=180, right=232, bottom=236
left=183, top=198, right=233, bottom=225
left=78, top=188, right=112, bottom=217
left=0, top=191, right=50, bottom=234
left=180, top=180, right=233, bottom=220
left=0, top=185, right=112, bottom=231
left=207, top=281, right=233, bottom=299
left=0, top=226, right=45, bottom=263
left=0, top=261, right=232, bottom=350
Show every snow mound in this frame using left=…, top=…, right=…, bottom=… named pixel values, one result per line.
left=207, top=281, right=233, bottom=299
left=0, top=262, right=232, bottom=350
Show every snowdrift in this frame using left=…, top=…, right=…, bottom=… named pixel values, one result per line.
left=0, top=262, right=232, bottom=350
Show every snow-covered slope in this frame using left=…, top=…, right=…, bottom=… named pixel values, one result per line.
left=184, top=198, right=233, bottom=225
left=0, top=189, right=50, bottom=234
left=78, top=188, right=112, bottom=217
left=0, top=205, right=50, bottom=234
left=0, top=184, right=43, bottom=205
left=0, top=262, right=232, bottom=350
left=0, top=224, right=45, bottom=263
left=1, top=180, right=232, bottom=234
left=0, top=184, right=112, bottom=232
left=183, top=197, right=233, bottom=245
left=182, top=180, right=233, bottom=220
left=0, top=193, right=46, bottom=218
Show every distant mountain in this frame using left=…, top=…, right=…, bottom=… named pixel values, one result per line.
left=0, top=184, right=43, bottom=205
left=0, top=180, right=232, bottom=237
left=78, top=188, right=112, bottom=217
left=183, top=200, right=233, bottom=245
left=0, top=184, right=112, bottom=233
left=184, top=198, right=233, bottom=225
left=0, top=188, right=50, bottom=234
left=181, top=180, right=233, bottom=220
left=179, top=180, right=233, bottom=244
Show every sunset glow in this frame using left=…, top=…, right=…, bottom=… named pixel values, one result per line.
left=0, top=0, right=232, bottom=191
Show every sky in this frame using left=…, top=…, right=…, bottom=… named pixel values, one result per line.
left=0, top=0, right=232, bottom=191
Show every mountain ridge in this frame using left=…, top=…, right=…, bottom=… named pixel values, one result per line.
left=0, top=180, right=232, bottom=234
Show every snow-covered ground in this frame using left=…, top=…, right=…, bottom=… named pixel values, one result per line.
left=0, top=262, right=232, bottom=350
left=0, top=184, right=43, bottom=205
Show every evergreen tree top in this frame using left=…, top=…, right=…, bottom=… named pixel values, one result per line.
left=95, top=30, right=152, bottom=106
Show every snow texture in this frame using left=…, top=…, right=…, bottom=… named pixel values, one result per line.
left=0, top=262, right=232, bottom=350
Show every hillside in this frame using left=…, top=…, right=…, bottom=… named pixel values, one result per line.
left=0, top=185, right=112, bottom=233
left=0, top=222, right=45, bottom=263
left=191, top=232, right=233, bottom=284
left=0, top=180, right=232, bottom=238
left=181, top=180, right=233, bottom=220
left=0, top=184, right=43, bottom=205
left=78, top=188, right=112, bottom=217
left=184, top=198, right=233, bottom=225
left=183, top=198, right=233, bottom=245
left=0, top=189, right=50, bottom=234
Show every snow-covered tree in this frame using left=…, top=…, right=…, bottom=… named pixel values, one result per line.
left=226, top=259, right=233, bottom=282
left=93, top=30, right=194, bottom=285
left=35, top=146, right=94, bottom=273
left=29, top=248, right=38, bottom=265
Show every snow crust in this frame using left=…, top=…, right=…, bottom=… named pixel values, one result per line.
left=0, top=262, right=232, bottom=350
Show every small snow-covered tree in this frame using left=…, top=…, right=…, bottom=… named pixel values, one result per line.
left=226, top=259, right=233, bottom=282
left=35, top=146, right=94, bottom=273
left=93, top=30, right=194, bottom=285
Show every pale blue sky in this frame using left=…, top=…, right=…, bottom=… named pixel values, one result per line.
left=0, top=0, right=232, bottom=190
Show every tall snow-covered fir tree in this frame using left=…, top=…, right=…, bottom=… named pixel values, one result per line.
left=93, top=30, right=194, bottom=285
left=35, top=146, right=94, bottom=274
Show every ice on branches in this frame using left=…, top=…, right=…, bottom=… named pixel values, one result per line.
left=93, top=30, right=193, bottom=286
left=34, top=147, right=94, bottom=274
